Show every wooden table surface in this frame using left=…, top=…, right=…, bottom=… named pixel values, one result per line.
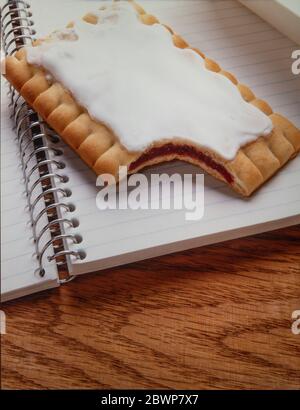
left=1, top=225, right=300, bottom=390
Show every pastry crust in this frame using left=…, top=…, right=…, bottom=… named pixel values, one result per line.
left=4, top=0, right=300, bottom=196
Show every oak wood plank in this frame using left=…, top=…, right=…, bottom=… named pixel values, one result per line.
left=1, top=225, right=300, bottom=389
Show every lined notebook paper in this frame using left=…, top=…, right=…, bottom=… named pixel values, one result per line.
left=1, top=81, right=58, bottom=300
left=1, top=0, right=300, bottom=298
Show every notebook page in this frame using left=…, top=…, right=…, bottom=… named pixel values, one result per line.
left=26, top=0, right=300, bottom=274
left=1, top=79, right=58, bottom=301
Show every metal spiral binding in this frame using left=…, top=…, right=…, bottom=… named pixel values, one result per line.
left=1, top=0, right=85, bottom=280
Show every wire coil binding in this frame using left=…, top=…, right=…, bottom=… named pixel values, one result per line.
left=1, top=0, right=85, bottom=280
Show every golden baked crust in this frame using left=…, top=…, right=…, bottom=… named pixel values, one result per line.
left=4, top=0, right=300, bottom=196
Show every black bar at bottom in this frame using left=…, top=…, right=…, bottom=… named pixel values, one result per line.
left=0, top=390, right=297, bottom=407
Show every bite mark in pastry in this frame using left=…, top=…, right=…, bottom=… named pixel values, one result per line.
left=4, top=0, right=300, bottom=196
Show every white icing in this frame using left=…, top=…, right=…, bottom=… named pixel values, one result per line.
left=26, top=1, right=273, bottom=160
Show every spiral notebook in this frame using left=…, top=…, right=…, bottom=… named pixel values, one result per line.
left=1, top=0, right=300, bottom=302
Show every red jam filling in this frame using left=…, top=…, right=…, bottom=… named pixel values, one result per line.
left=129, top=143, right=234, bottom=184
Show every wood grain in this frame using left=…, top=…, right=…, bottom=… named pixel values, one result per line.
left=1, top=225, right=300, bottom=390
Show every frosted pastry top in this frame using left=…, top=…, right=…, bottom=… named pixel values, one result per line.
left=26, top=1, right=273, bottom=160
